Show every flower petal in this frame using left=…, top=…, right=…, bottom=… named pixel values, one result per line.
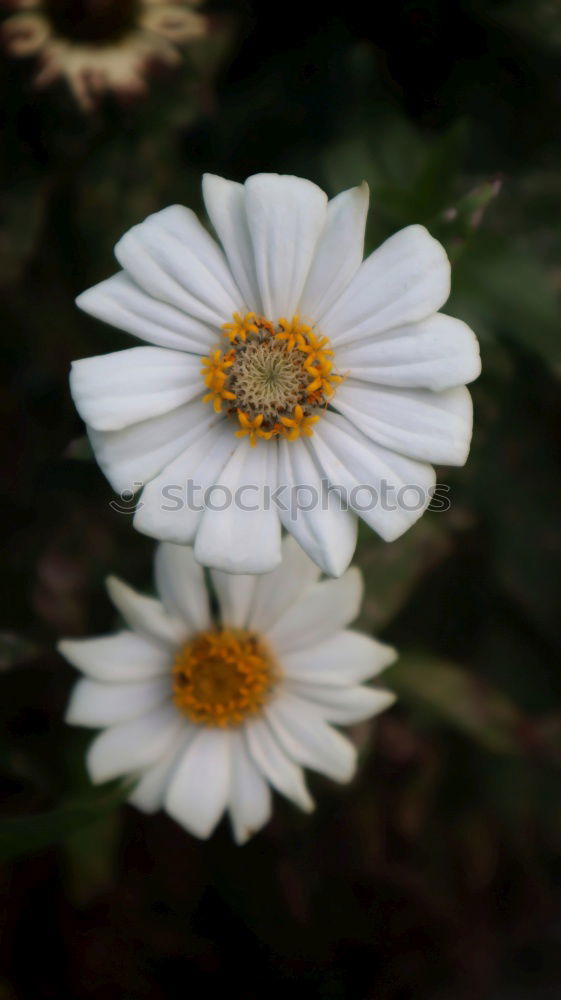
left=88, top=399, right=220, bottom=496
left=106, top=576, right=188, bottom=648
left=133, top=421, right=237, bottom=544
left=322, top=225, right=451, bottom=347
left=140, top=5, right=207, bottom=42
left=202, top=173, right=261, bottom=312
left=277, top=437, right=358, bottom=577
left=128, top=727, right=196, bottom=814
left=282, top=630, right=397, bottom=686
left=87, top=703, right=182, bottom=784
left=58, top=631, right=169, bottom=683
left=309, top=411, right=436, bottom=542
left=229, top=731, right=272, bottom=845
left=265, top=568, right=362, bottom=654
left=243, top=718, right=314, bottom=813
left=299, top=182, right=369, bottom=320
left=211, top=570, right=257, bottom=629
left=70, top=346, right=204, bottom=432
left=284, top=681, right=396, bottom=724
left=115, top=205, right=244, bottom=329
left=154, top=542, right=211, bottom=630
left=244, top=174, right=327, bottom=319
left=247, top=534, right=320, bottom=633
left=333, top=380, right=474, bottom=465
left=76, top=272, right=218, bottom=354
left=2, top=12, right=51, bottom=57
left=165, top=727, right=231, bottom=838
left=194, top=438, right=282, bottom=575
left=336, top=313, right=481, bottom=391
left=265, top=693, right=356, bottom=783
left=66, top=677, right=170, bottom=728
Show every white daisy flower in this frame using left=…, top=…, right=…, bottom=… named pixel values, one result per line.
left=58, top=537, right=396, bottom=843
left=70, top=173, right=481, bottom=575
left=1, top=0, right=207, bottom=111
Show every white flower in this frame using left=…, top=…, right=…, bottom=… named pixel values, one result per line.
left=70, top=173, right=481, bottom=575
left=59, top=537, right=396, bottom=844
left=1, top=0, right=207, bottom=111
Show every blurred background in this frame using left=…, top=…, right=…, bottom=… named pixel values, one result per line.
left=1, top=0, right=561, bottom=997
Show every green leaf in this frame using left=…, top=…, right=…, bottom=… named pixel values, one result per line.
left=388, top=655, right=524, bottom=754
left=322, top=117, right=469, bottom=241
left=450, top=234, right=561, bottom=367
left=64, top=435, right=95, bottom=461
left=0, top=176, right=50, bottom=284
left=430, top=179, right=503, bottom=252
left=356, top=519, right=452, bottom=630
left=0, top=780, right=131, bottom=863
left=0, top=632, right=40, bottom=671
left=63, top=809, right=122, bottom=905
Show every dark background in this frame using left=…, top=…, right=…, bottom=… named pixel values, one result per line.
left=1, top=0, right=561, bottom=997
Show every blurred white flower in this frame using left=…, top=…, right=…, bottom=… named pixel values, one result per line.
left=59, top=537, right=396, bottom=843
left=71, top=173, right=481, bottom=575
left=1, top=0, right=207, bottom=110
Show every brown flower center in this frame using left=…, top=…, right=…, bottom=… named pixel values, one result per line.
left=44, top=0, right=140, bottom=44
left=201, top=313, right=342, bottom=446
left=172, top=628, right=277, bottom=728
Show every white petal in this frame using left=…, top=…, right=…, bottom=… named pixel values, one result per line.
left=284, top=681, right=396, bottom=724
left=211, top=570, right=257, bottom=629
left=194, top=438, right=282, bottom=575
left=336, top=313, right=481, bottom=391
left=309, top=411, right=436, bottom=542
left=141, top=5, right=206, bottom=42
left=3, top=13, right=51, bottom=57
left=265, top=693, right=356, bottom=783
left=322, top=225, right=451, bottom=347
left=202, top=174, right=261, bottom=312
left=243, top=717, right=314, bottom=812
left=244, top=174, right=327, bottom=319
left=229, top=731, right=272, bottom=844
left=88, top=399, right=220, bottom=495
left=282, top=630, right=397, bottom=686
left=246, top=534, right=320, bottom=633
left=128, top=727, right=196, bottom=814
left=277, top=437, right=358, bottom=577
left=76, top=272, right=218, bottom=354
left=132, top=421, right=237, bottom=543
left=70, top=346, right=204, bottom=432
left=265, top=569, right=363, bottom=654
left=58, top=631, right=169, bottom=683
left=165, top=728, right=231, bottom=838
left=333, top=381, right=473, bottom=465
left=154, top=542, right=211, bottom=630
left=87, top=703, right=182, bottom=784
left=115, top=205, right=243, bottom=329
left=106, top=576, right=187, bottom=647
left=299, top=183, right=369, bottom=320
left=66, top=677, right=170, bottom=728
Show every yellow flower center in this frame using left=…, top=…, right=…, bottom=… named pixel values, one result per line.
left=172, top=628, right=277, bottom=728
left=201, top=313, right=342, bottom=444
left=45, top=0, right=140, bottom=44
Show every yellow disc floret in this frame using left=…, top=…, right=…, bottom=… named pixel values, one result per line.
left=201, top=312, right=343, bottom=443
left=279, top=404, right=319, bottom=441
left=172, top=627, right=277, bottom=727
left=201, top=349, right=236, bottom=413
left=235, top=411, right=275, bottom=446
left=222, top=312, right=260, bottom=343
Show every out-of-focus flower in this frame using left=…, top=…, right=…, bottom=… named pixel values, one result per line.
left=1, top=0, right=207, bottom=110
left=71, top=174, right=481, bottom=575
left=59, top=537, right=396, bottom=843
